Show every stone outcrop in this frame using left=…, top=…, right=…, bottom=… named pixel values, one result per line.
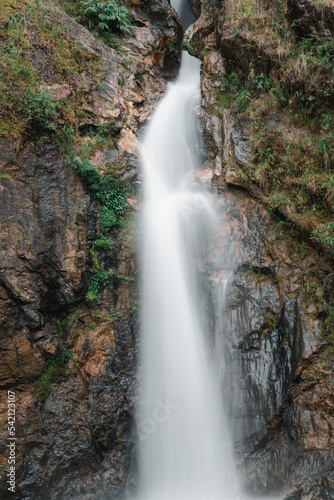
left=0, top=0, right=180, bottom=497
left=187, top=0, right=334, bottom=497
left=287, top=0, right=334, bottom=39
left=203, top=185, right=334, bottom=498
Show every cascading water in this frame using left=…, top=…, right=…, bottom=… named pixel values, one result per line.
left=137, top=1, right=239, bottom=499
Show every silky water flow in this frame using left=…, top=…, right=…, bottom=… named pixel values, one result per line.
left=137, top=1, right=268, bottom=499
left=136, top=7, right=241, bottom=500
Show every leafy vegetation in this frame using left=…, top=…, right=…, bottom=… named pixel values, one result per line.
left=0, top=0, right=99, bottom=138
left=80, top=0, right=132, bottom=34
left=212, top=43, right=334, bottom=253
left=33, top=349, right=73, bottom=398
left=86, top=268, right=113, bottom=301
left=311, top=222, right=334, bottom=248
left=215, top=71, right=272, bottom=113
left=0, top=0, right=132, bottom=303
left=93, top=234, right=112, bottom=250
left=57, top=0, right=132, bottom=47
left=71, top=157, right=127, bottom=233
left=68, top=156, right=127, bottom=301
left=22, top=89, right=60, bottom=133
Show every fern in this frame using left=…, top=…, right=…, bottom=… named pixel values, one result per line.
left=311, top=222, right=334, bottom=247
left=80, top=0, right=132, bottom=34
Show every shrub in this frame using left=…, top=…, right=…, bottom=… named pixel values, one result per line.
left=311, top=222, right=334, bottom=247
left=22, top=90, right=60, bottom=133
left=33, top=350, right=72, bottom=398
left=93, top=234, right=112, bottom=250
left=86, top=269, right=113, bottom=301
left=80, top=0, right=132, bottom=34
left=71, top=157, right=127, bottom=232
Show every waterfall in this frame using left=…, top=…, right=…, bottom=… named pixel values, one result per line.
left=137, top=1, right=239, bottom=498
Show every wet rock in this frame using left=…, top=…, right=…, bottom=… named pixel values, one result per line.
left=201, top=186, right=332, bottom=497
left=0, top=216, right=138, bottom=498
left=190, top=0, right=201, bottom=17
left=183, top=15, right=215, bottom=56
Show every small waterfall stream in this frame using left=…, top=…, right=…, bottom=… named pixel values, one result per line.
left=137, top=1, right=239, bottom=498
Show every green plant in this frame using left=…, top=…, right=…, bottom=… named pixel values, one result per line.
left=218, top=71, right=272, bottom=114
left=315, top=114, right=334, bottom=171
left=183, top=40, right=195, bottom=57
left=71, top=157, right=126, bottom=232
left=311, top=222, right=334, bottom=247
left=33, top=349, right=72, bottom=398
left=55, top=125, right=75, bottom=153
left=135, top=72, right=143, bottom=82
left=93, top=234, right=112, bottom=250
left=96, top=81, right=104, bottom=92
left=0, top=172, right=10, bottom=182
left=80, top=0, right=132, bottom=34
left=86, top=269, right=113, bottom=301
left=251, top=73, right=271, bottom=91
left=236, top=89, right=251, bottom=112
left=22, top=89, right=60, bottom=133
left=130, top=305, right=139, bottom=315
left=247, top=265, right=274, bottom=281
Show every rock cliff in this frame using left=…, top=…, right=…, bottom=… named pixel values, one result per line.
left=0, top=0, right=180, bottom=497
left=186, top=0, right=334, bottom=497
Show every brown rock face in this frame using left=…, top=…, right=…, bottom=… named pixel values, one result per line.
left=184, top=175, right=334, bottom=498
left=183, top=0, right=334, bottom=497
left=183, top=15, right=215, bottom=55
left=0, top=140, right=90, bottom=385
left=287, top=0, right=334, bottom=39
left=0, top=0, right=180, bottom=497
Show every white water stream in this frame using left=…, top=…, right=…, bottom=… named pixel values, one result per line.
left=137, top=1, right=240, bottom=498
